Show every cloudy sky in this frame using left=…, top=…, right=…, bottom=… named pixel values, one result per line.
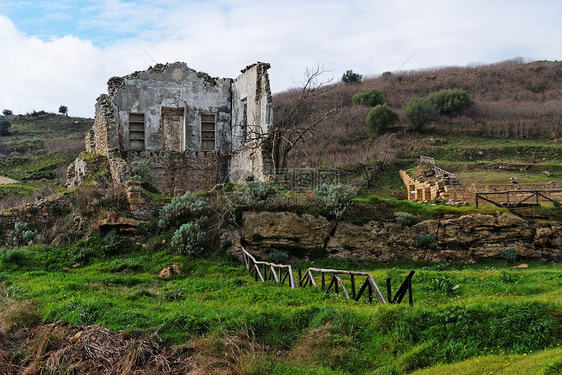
left=0, top=0, right=560, bottom=117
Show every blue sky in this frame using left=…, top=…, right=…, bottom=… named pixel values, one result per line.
left=0, top=0, right=561, bottom=117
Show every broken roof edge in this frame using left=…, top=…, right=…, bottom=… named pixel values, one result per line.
left=106, top=61, right=270, bottom=99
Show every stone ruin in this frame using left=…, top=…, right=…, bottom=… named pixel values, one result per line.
left=67, top=62, right=274, bottom=213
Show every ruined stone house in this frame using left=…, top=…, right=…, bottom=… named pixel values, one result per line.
left=68, top=61, right=274, bottom=193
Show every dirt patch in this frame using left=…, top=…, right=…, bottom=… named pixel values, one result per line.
left=0, top=176, right=18, bottom=184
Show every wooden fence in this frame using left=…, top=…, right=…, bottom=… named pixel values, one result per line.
left=241, top=247, right=416, bottom=306
left=475, top=190, right=562, bottom=208
left=241, top=247, right=298, bottom=289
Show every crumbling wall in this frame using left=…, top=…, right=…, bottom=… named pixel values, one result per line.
left=110, top=62, right=232, bottom=154
left=400, top=169, right=562, bottom=205
left=229, top=62, right=274, bottom=183
left=127, top=150, right=228, bottom=193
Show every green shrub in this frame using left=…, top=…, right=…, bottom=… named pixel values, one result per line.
left=101, top=230, right=135, bottom=256
left=315, top=184, right=357, bottom=219
left=403, top=98, right=439, bottom=131
left=500, top=248, right=517, bottom=263
left=2, top=248, right=26, bottom=265
left=365, top=104, right=398, bottom=134
left=0, top=119, right=11, bottom=136
left=425, top=88, right=473, bottom=116
left=395, top=212, right=414, bottom=227
left=8, top=222, right=40, bottom=247
left=230, top=182, right=273, bottom=207
left=341, top=70, right=362, bottom=83
left=131, top=159, right=155, bottom=182
left=158, top=191, right=210, bottom=229
left=171, top=219, right=208, bottom=255
left=309, top=246, right=328, bottom=261
left=352, top=88, right=383, bottom=107
left=414, top=233, right=436, bottom=249
left=268, top=251, right=289, bottom=264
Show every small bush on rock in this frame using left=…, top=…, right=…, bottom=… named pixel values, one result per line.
left=315, top=183, right=357, bottom=219
left=414, top=233, right=437, bottom=249
left=395, top=212, right=414, bottom=227
left=159, top=191, right=210, bottom=229
left=500, top=248, right=517, bottom=263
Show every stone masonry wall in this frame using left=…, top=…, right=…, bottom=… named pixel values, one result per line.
left=400, top=170, right=562, bottom=205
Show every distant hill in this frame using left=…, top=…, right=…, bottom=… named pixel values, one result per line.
left=272, top=59, right=562, bottom=168
left=0, top=112, right=92, bottom=156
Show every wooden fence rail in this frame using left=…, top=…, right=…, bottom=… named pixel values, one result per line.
left=475, top=190, right=562, bottom=208
left=242, top=247, right=298, bottom=289
left=241, top=247, right=415, bottom=306
left=299, top=267, right=386, bottom=304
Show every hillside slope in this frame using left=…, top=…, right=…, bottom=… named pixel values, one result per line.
left=272, top=59, right=562, bottom=171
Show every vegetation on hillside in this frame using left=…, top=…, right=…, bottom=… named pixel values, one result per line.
left=273, top=59, right=562, bottom=172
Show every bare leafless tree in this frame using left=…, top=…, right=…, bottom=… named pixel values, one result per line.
left=271, top=65, right=341, bottom=170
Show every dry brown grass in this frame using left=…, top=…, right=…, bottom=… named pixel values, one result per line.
left=43, top=138, right=84, bottom=155
left=0, top=299, right=42, bottom=333
left=0, top=324, right=198, bottom=375
left=273, top=59, right=562, bottom=167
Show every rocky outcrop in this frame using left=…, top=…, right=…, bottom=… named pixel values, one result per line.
left=237, top=211, right=561, bottom=262
left=241, top=211, right=335, bottom=257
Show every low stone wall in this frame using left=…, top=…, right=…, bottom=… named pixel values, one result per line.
left=0, top=196, right=71, bottom=242
left=126, top=150, right=228, bottom=193
left=233, top=211, right=562, bottom=263
left=400, top=169, right=562, bottom=206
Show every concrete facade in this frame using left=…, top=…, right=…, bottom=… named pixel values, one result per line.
left=81, top=62, right=273, bottom=194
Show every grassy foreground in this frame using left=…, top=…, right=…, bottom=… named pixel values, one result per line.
left=0, top=241, right=560, bottom=374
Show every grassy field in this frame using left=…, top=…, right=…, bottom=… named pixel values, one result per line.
left=1, top=240, right=560, bottom=374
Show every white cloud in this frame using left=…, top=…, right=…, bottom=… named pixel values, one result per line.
left=0, top=0, right=561, bottom=117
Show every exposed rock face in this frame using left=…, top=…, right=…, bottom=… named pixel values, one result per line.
left=241, top=211, right=335, bottom=257
left=237, top=211, right=561, bottom=262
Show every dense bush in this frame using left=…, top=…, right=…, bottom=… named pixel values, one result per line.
left=0, top=119, right=11, bottom=136
left=229, top=182, right=273, bottom=207
left=8, top=222, right=40, bottom=247
left=267, top=251, right=289, bottom=264
left=414, top=233, right=437, bottom=248
left=500, top=248, right=517, bottom=263
left=341, top=70, right=362, bottom=83
left=315, top=183, right=357, bottom=219
left=365, top=104, right=399, bottom=134
left=352, top=88, right=383, bottom=107
left=158, top=191, right=210, bottom=229
left=130, top=159, right=155, bottom=182
left=403, top=98, right=439, bottom=131
left=425, top=88, right=473, bottom=116
left=395, top=212, right=414, bottom=227
left=1, top=248, right=26, bottom=265
left=170, top=219, right=208, bottom=255
left=2, top=109, right=13, bottom=116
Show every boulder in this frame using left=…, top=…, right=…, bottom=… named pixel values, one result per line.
left=241, top=211, right=335, bottom=253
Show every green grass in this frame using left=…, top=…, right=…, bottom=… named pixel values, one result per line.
left=0, top=153, right=70, bottom=180
left=0, top=243, right=560, bottom=374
